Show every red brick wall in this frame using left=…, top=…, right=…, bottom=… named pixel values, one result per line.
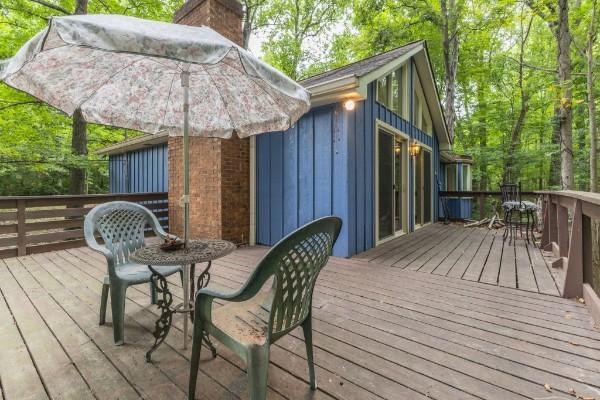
left=169, top=0, right=250, bottom=245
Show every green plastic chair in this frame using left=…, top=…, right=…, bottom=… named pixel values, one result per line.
left=188, top=216, right=342, bottom=400
left=84, top=201, right=183, bottom=345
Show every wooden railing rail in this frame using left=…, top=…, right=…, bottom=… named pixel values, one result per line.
left=538, top=190, right=600, bottom=321
left=0, top=192, right=168, bottom=259
left=439, top=191, right=537, bottom=220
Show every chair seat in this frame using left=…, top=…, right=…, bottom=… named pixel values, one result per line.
left=114, top=262, right=182, bottom=284
left=521, top=200, right=539, bottom=211
left=211, top=292, right=273, bottom=346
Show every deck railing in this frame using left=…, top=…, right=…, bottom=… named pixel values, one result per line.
left=538, top=190, right=600, bottom=321
left=0, top=192, right=168, bottom=259
left=439, top=190, right=537, bottom=221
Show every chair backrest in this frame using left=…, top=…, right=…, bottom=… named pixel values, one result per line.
left=500, top=182, right=521, bottom=203
left=256, top=216, right=342, bottom=341
left=84, top=201, right=160, bottom=267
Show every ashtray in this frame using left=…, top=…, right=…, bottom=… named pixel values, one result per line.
left=160, top=237, right=184, bottom=251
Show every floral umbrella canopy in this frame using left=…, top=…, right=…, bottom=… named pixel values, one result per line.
left=0, top=14, right=311, bottom=245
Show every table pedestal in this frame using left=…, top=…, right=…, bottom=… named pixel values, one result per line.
left=146, top=262, right=217, bottom=362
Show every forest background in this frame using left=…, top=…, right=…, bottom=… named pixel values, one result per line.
left=0, top=0, right=597, bottom=195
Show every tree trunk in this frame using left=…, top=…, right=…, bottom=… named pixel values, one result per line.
left=477, top=82, right=488, bottom=191
left=504, top=14, right=532, bottom=184
left=588, top=0, right=598, bottom=192
left=68, top=0, right=88, bottom=194
left=441, top=0, right=459, bottom=141
left=557, top=0, right=573, bottom=189
left=69, top=108, right=88, bottom=194
left=242, top=10, right=252, bottom=49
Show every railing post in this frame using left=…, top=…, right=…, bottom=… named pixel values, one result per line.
left=547, top=195, right=558, bottom=251
left=564, top=199, right=583, bottom=298
left=541, top=194, right=550, bottom=248
left=16, top=199, right=26, bottom=257
left=479, top=194, right=485, bottom=220
left=557, top=203, right=569, bottom=258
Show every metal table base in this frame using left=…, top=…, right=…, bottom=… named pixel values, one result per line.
left=145, top=262, right=217, bottom=362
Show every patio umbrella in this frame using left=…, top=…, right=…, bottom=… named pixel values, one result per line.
left=0, top=14, right=311, bottom=247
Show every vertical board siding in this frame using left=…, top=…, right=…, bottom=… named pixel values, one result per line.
left=256, top=105, right=353, bottom=257
left=255, top=57, right=442, bottom=257
left=108, top=143, right=168, bottom=194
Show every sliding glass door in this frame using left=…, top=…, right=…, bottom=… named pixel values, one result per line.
left=377, top=128, right=407, bottom=242
left=414, top=148, right=432, bottom=227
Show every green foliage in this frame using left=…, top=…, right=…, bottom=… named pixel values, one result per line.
left=0, top=0, right=183, bottom=196
left=342, top=0, right=598, bottom=191
left=257, top=0, right=349, bottom=80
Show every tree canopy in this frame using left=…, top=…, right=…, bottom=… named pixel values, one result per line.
left=1, top=0, right=598, bottom=195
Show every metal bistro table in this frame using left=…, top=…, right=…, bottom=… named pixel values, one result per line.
left=130, top=239, right=236, bottom=362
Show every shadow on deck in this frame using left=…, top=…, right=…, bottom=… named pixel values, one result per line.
left=0, top=242, right=599, bottom=400
left=354, top=223, right=561, bottom=296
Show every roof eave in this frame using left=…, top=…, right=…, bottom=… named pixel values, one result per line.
left=97, top=131, right=169, bottom=155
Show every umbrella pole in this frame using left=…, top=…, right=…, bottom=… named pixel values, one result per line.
left=181, top=70, right=190, bottom=249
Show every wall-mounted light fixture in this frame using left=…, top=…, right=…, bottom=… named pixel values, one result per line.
left=409, top=140, right=420, bottom=157
left=394, top=143, right=401, bottom=155
left=343, top=99, right=355, bottom=111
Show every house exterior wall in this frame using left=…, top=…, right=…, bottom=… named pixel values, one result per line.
left=255, top=57, right=443, bottom=257
left=108, top=143, right=168, bottom=193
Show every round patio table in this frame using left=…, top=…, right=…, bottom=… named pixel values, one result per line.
left=130, top=239, right=235, bottom=362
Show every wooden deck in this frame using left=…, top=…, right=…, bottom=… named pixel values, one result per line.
left=355, top=223, right=561, bottom=296
left=1, top=235, right=600, bottom=399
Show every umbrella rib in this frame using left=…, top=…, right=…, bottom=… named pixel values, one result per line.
left=160, top=62, right=180, bottom=130
left=76, top=56, right=147, bottom=113
left=200, top=63, right=236, bottom=134
left=247, top=75, right=292, bottom=127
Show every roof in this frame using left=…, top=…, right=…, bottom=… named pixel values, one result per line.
left=300, top=41, right=423, bottom=88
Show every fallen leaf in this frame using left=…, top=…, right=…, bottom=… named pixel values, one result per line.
left=568, top=387, right=576, bottom=396
left=578, top=297, right=586, bottom=304
left=544, top=383, right=552, bottom=392
left=570, top=341, right=580, bottom=346
left=565, top=313, right=572, bottom=319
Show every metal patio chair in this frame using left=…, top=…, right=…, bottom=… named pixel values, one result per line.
left=500, top=182, right=538, bottom=244
left=84, top=201, right=183, bottom=345
left=188, top=216, right=342, bottom=400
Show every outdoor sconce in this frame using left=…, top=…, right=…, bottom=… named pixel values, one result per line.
left=343, top=99, right=355, bottom=111
left=409, top=140, right=420, bottom=157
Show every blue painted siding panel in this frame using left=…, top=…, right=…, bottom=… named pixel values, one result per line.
left=108, top=143, right=168, bottom=194
left=256, top=105, right=351, bottom=257
left=283, top=124, right=299, bottom=235
left=313, top=109, right=333, bottom=218
left=298, top=115, right=314, bottom=225
left=257, top=135, right=271, bottom=244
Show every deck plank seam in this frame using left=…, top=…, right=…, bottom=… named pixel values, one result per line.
left=310, top=278, right=600, bottom=356
left=14, top=256, right=146, bottom=400
left=3, top=260, right=100, bottom=400
left=311, top=305, right=600, bottom=398
left=0, top=263, right=52, bottom=400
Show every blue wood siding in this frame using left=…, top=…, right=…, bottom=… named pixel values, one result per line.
left=108, top=143, right=168, bottom=193
left=256, top=105, right=353, bottom=257
left=256, top=57, right=444, bottom=257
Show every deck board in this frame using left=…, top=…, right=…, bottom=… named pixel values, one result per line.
left=357, top=224, right=560, bottom=296
left=0, top=232, right=599, bottom=400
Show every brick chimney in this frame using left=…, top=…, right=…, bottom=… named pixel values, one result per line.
left=169, top=0, right=250, bottom=245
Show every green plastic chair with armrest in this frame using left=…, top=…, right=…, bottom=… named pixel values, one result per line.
left=188, top=216, right=342, bottom=400
left=84, top=201, right=183, bottom=345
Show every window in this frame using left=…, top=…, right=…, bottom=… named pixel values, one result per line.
left=461, top=164, right=472, bottom=191
left=377, top=76, right=389, bottom=105
left=391, top=70, right=399, bottom=114
left=446, top=165, right=457, bottom=191
left=376, top=65, right=407, bottom=119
